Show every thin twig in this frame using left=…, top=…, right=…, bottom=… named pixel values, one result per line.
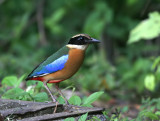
left=141, top=0, right=151, bottom=17
left=37, top=0, right=47, bottom=45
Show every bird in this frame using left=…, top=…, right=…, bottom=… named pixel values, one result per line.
left=25, top=34, right=100, bottom=111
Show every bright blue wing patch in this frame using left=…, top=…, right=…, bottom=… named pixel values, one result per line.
left=31, top=54, right=68, bottom=77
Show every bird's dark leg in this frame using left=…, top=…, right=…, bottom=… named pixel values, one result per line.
left=55, top=83, right=83, bottom=112
left=43, top=81, right=57, bottom=102
left=55, top=83, right=74, bottom=112
left=43, top=81, right=58, bottom=113
left=55, top=83, right=69, bottom=105
left=55, top=83, right=82, bottom=112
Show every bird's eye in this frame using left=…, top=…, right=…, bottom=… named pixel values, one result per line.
left=78, top=36, right=84, bottom=41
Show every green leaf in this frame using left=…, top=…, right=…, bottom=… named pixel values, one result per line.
left=91, top=116, right=101, bottom=121
left=26, top=80, right=37, bottom=86
left=68, top=95, right=81, bottom=106
left=121, top=106, right=129, bottom=113
left=144, top=111, right=159, bottom=120
left=2, top=76, right=18, bottom=87
left=57, top=96, right=65, bottom=104
left=155, top=111, right=160, bottom=116
left=102, top=110, right=110, bottom=119
left=78, top=113, right=88, bottom=121
left=36, top=81, right=44, bottom=89
left=128, top=11, right=160, bottom=44
left=152, top=56, right=160, bottom=72
left=2, top=88, right=27, bottom=99
left=144, top=74, right=155, bottom=91
left=82, top=91, right=104, bottom=106
left=33, top=92, right=49, bottom=102
left=1, top=75, right=25, bottom=88
left=64, top=117, right=75, bottom=121
left=16, top=74, right=26, bottom=87
left=110, top=114, right=119, bottom=121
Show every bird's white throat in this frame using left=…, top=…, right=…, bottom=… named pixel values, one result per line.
left=66, top=44, right=88, bottom=50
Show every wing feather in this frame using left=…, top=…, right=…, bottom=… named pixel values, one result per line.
left=26, top=46, right=69, bottom=79
left=32, top=55, right=68, bottom=77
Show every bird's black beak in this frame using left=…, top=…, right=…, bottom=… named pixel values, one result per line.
left=87, top=38, right=100, bottom=43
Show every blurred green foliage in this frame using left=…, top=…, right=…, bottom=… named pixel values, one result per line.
left=0, top=0, right=160, bottom=119
left=0, top=0, right=155, bottom=77
left=128, top=11, right=160, bottom=44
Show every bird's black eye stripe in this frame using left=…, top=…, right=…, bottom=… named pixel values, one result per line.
left=68, top=36, right=89, bottom=45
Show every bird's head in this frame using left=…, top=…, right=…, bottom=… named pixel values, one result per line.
left=67, top=34, right=100, bottom=50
